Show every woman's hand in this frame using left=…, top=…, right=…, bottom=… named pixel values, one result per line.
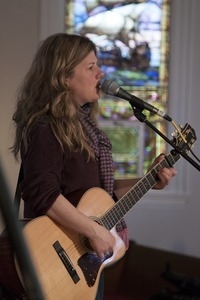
left=150, top=154, right=177, bottom=189
left=88, top=221, right=115, bottom=259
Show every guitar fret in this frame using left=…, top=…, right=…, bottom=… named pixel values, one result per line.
left=119, top=197, right=131, bottom=214
left=151, top=168, right=159, bottom=181
left=142, top=177, right=151, bottom=192
left=102, top=218, right=110, bottom=229
left=123, top=194, right=136, bottom=209
left=134, top=184, right=144, bottom=199
left=115, top=202, right=126, bottom=217
left=146, top=172, right=155, bottom=186
left=105, top=211, right=116, bottom=229
left=111, top=207, right=121, bottom=224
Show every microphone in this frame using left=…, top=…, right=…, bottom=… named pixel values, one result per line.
left=101, top=79, right=172, bottom=122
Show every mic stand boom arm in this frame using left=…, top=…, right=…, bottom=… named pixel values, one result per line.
left=131, top=104, right=200, bottom=172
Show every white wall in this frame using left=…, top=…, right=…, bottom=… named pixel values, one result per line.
left=0, top=0, right=200, bottom=258
left=126, top=0, right=200, bottom=258
left=0, top=0, right=40, bottom=229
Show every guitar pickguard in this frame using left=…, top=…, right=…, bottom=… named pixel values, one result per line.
left=78, top=252, right=110, bottom=287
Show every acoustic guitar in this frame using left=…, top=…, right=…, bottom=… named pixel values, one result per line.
left=16, top=123, right=196, bottom=300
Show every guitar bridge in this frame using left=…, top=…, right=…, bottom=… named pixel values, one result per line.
left=53, top=240, right=80, bottom=284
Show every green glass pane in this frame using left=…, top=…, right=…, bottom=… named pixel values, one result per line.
left=102, top=125, right=141, bottom=178
left=65, top=0, right=170, bottom=178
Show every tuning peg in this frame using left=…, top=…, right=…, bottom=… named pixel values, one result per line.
left=171, top=131, right=178, bottom=138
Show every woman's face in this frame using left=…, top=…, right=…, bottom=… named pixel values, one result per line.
left=67, top=51, right=104, bottom=106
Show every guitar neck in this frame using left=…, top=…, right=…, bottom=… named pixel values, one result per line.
left=101, top=150, right=180, bottom=230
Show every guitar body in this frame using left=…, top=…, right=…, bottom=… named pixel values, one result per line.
left=17, top=187, right=126, bottom=300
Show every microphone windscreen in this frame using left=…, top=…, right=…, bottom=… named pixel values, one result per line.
left=101, top=80, right=119, bottom=95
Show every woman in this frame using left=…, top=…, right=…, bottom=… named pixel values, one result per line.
left=12, top=33, right=177, bottom=300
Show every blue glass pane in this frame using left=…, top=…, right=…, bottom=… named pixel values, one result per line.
left=65, top=0, right=170, bottom=178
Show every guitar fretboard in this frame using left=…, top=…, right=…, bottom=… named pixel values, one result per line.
left=101, top=151, right=180, bottom=230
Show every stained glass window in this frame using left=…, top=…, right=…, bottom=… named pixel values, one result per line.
left=65, top=0, right=170, bottom=178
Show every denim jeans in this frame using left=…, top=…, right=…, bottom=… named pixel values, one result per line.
left=95, top=272, right=104, bottom=300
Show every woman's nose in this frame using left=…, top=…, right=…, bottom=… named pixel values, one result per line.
left=97, top=68, right=104, bottom=79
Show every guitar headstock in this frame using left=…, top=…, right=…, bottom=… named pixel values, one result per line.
left=171, top=123, right=197, bottom=154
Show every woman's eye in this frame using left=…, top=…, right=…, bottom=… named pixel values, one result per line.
left=97, top=60, right=102, bottom=68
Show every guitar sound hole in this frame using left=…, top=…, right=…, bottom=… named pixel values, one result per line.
left=82, top=236, right=94, bottom=253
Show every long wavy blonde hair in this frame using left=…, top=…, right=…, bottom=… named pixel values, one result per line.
left=12, top=33, right=99, bottom=160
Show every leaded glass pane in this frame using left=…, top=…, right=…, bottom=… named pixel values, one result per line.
left=65, top=0, right=170, bottom=178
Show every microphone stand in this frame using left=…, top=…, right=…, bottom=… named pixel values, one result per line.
left=130, top=105, right=200, bottom=172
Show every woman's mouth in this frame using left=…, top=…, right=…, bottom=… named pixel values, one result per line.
left=96, top=82, right=101, bottom=93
